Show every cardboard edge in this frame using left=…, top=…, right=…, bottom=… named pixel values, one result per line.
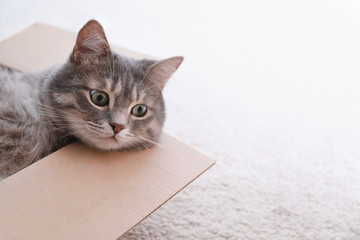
left=119, top=133, right=216, bottom=238
left=0, top=22, right=154, bottom=70
left=0, top=23, right=63, bottom=72
left=0, top=23, right=40, bottom=43
left=0, top=23, right=216, bottom=239
left=0, top=62, right=23, bottom=72
left=120, top=159, right=216, bottom=238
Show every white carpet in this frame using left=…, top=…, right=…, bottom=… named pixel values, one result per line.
left=121, top=80, right=360, bottom=239
left=2, top=1, right=360, bottom=239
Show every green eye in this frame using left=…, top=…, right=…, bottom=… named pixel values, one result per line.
left=131, top=104, right=147, bottom=117
left=90, top=90, right=109, bottom=106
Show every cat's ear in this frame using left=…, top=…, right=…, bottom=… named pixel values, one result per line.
left=72, top=20, right=111, bottom=63
left=145, top=56, right=184, bottom=91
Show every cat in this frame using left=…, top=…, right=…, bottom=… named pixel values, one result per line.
left=0, top=20, right=183, bottom=179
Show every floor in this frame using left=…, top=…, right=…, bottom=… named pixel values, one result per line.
left=1, top=1, right=360, bottom=239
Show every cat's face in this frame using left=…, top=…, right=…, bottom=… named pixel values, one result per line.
left=46, top=20, right=183, bottom=151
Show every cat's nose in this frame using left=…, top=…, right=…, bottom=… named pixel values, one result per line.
left=109, top=123, right=124, bottom=134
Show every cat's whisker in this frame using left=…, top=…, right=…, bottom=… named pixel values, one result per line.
left=0, top=20, right=183, bottom=179
left=136, top=135, right=192, bottom=159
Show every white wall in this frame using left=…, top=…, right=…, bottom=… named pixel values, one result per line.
left=1, top=1, right=360, bottom=238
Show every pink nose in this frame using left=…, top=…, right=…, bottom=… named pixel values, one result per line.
left=109, top=123, right=124, bottom=134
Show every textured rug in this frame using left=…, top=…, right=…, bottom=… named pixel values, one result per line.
left=121, top=74, right=360, bottom=239
left=1, top=1, right=360, bottom=239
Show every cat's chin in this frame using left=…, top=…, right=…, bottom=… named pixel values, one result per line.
left=82, top=136, right=128, bottom=151
left=80, top=136, right=154, bottom=152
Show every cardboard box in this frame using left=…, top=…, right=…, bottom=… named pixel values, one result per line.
left=0, top=23, right=215, bottom=240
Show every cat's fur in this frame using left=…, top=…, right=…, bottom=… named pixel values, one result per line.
left=0, top=20, right=183, bottom=179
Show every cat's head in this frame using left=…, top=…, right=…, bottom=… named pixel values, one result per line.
left=47, top=20, right=183, bottom=151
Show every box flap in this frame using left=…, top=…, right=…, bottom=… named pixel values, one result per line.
left=0, top=23, right=215, bottom=240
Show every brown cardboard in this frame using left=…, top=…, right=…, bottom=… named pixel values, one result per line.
left=0, top=23, right=215, bottom=240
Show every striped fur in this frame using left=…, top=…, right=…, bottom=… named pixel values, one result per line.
left=0, top=20, right=183, bottom=179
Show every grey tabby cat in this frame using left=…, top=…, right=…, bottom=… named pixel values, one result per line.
left=0, top=20, right=183, bottom=179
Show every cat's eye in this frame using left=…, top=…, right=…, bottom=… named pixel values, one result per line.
left=90, top=90, right=109, bottom=106
left=131, top=104, right=147, bottom=117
